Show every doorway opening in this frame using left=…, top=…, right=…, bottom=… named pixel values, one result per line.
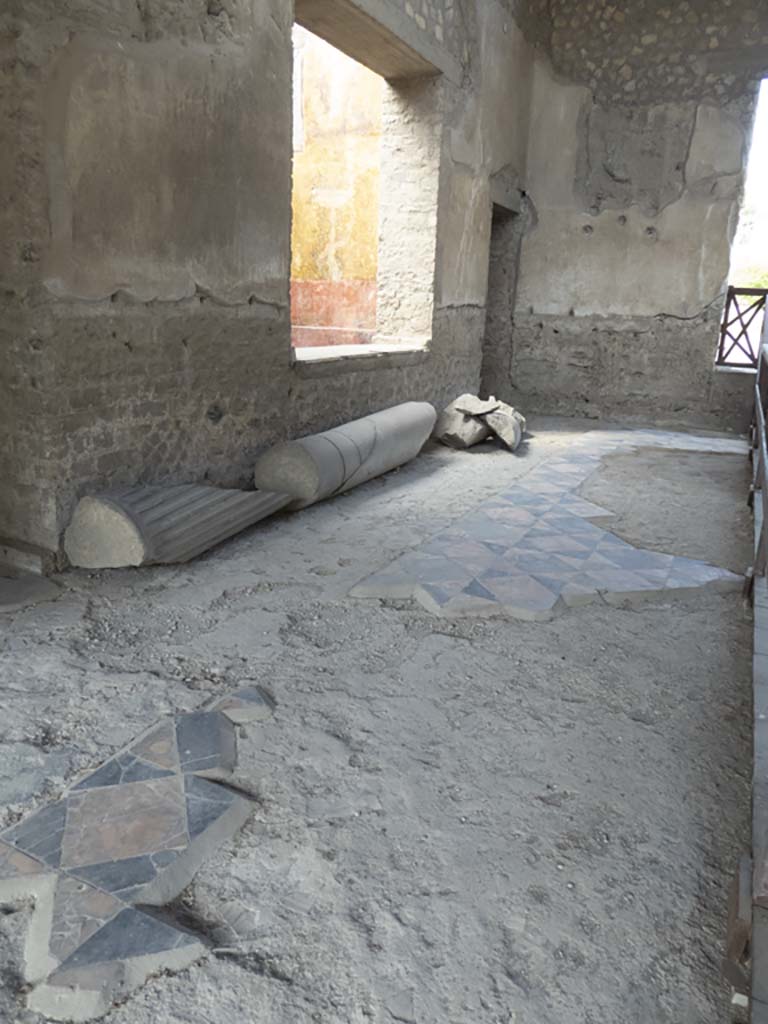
left=480, top=204, right=525, bottom=399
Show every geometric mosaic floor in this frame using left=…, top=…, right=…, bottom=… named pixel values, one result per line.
left=351, top=430, right=745, bottom=620
left=0, top=686, right=273, bottom=1021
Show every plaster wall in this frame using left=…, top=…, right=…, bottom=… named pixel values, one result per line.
left=1, top=0, right=540, bottom=563
left=494, top=5, right=767, bottom=429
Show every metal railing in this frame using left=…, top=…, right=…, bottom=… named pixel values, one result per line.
left=717, top=287, right=768, bottom=369
left=748, top=314, right=768, bottom=596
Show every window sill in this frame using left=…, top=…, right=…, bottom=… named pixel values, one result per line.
left=291, top=339, right=431, bottom=378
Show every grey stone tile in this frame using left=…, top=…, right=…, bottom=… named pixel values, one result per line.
left=526, top=534, right=595, bottom=556
left=481, top=574, right=560, bottom=613
left=184, top=775, right=238, bottom=840
left=633, top=569, right=672, bottom=587
left=175, top=711, right=236, bottom=776
left=398, top=553, right=471, bottom=583
left=540, top=514, right=604, bottom=536
left=67, top=850, right=180, bottom=902
left=2, top=800, right=68, bottom=868
left=127, top=721, right=178, bottom=771
left=462, top=579, right=499, bottom=602
left=60, top=776, right=187, bottom=869
left=669, top=557, right=739, bottom=585
left=530, top=573, right=577, bottom=596
left=419, top=581, right=467, bottom=608
left=556, top=496, right=613, bottom=518
left=486, top=507, right=539, bottom=527
left=560, top=581, right=600, bottom=607
left=0, top=837, right=47, bottom=881
left=598, top=547, right=674, bottom=571
left=481, top=541, right=508, bottom=555
left=58, top=906, right=197, bottom=969
left=505, top=552, right=575, bottom=575
left=72, top=753, right=174, bottom=791
left=49, top=875, right=123, bottom=963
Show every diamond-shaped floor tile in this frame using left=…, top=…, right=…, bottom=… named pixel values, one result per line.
left=48, top=875, right=123, bottom=964
left=2, top=801, right=68, bottom=869
left=175, top=711, right=236, bottom=777
left=71, top=753, right=174, bottom=792
left=60, top=777, right=188, bottom=870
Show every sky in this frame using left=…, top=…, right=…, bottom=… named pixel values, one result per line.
left=730, top=78, right=768, bottom=282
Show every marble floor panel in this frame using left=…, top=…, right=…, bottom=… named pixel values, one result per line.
left=351, top=429, right=745, bottom=620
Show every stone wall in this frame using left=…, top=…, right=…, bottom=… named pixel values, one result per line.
left=496, top=1, right=768, bottom=429
left=543, top=0, right=768, bottom=106
left=2, top=0, right=764, bottom=567
left=1, top=0, right=534, bottom=564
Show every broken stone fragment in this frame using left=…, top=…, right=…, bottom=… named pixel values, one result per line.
left=435, top=394, right=527, bottom=452
left=434, top=394, right=493, bottom=449
left=64, top=484, right=291, bottom=569
left=482, top=402, right=527, bottom=452
left=453, top=394, right=501, bottom=417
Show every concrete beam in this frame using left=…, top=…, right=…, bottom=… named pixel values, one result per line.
left=294, top=0, right=462, bottom=84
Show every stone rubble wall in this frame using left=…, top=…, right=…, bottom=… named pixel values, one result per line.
left=493, top=1, right=767, bottom=430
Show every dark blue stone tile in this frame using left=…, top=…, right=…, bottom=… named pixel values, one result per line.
left=184, top=775, right=236, bottom=839
left=418, top=583, right=455, bottom=607
left=175, top=712, right=236, bottom=775
left=2, top=800, right=67, bottom=868
left=67, top=849, right=179, bottom=900
left=482, top=541, right=507, bottom=555
left=72, top=753, right=174, bottom=791
left=462, top=579, right=498, bottom=602
left=58, top=907, right=197, bottom=968
left=480, top=567, right=516, bottom=580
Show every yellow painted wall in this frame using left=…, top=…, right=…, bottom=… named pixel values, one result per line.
left=291, top=27, right=383, bottom=289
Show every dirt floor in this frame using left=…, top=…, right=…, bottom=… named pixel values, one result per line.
left=0, top=422, right=754, bottom=1024
left=580, top=446, right=754, bottom=575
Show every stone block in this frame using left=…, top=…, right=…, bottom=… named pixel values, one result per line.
left=252, top=402, right=436, bottom=508
left=64, top=484, right=291, bottom=569
left=484, top=405, right=526, bottom=452
left=434, top=395, right=492, bottom=449
left=434, top=394, right=526, bottom=451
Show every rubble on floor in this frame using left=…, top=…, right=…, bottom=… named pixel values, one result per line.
left=434, top=394, right=527, bottom=452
